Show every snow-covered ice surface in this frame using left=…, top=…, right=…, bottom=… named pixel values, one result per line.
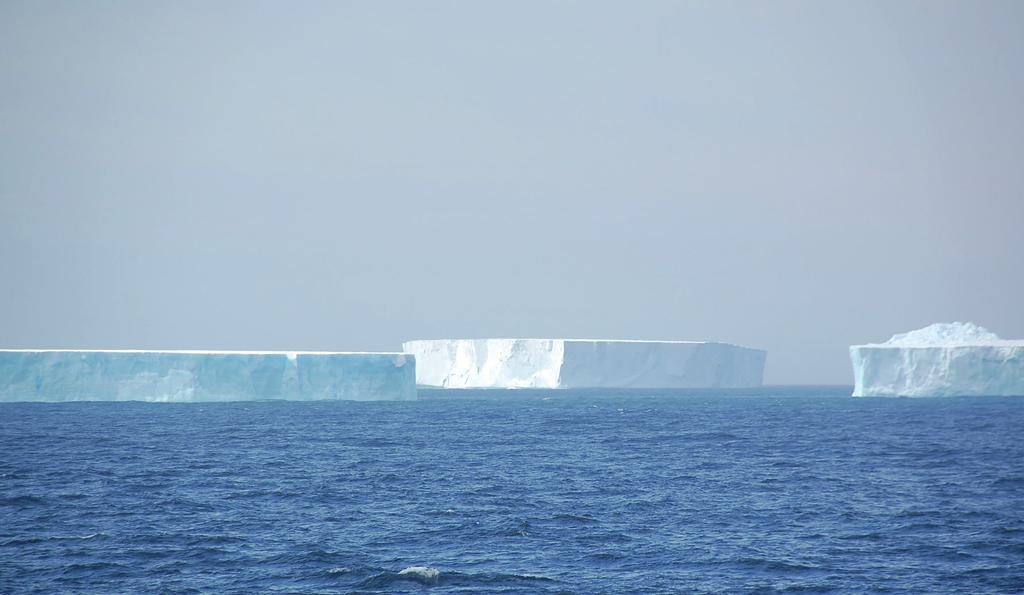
left=0, top=350, right=416, bottom=402
left=402, top=339, right=766, bottom=389
left=850, top=323, right=1024, bottom=397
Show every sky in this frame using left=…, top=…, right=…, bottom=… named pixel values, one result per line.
left=1, top=1, right=1022, bottom=384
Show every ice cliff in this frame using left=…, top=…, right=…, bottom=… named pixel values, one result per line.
left=0, top=350, right=416, bottom=402
left=850, top=322, right=1024, bottom=397
left=402, top=339, right=766, bottom=389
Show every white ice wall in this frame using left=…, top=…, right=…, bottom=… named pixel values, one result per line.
left=402, top=339, right=766, bottom=389
left=850, top=323, right=1024, bottom=397
left=403, top=339, right=564, bottom=389
left=0, top=350, right=417, bottom=402
left=851, top=345, right=1024, bottom=397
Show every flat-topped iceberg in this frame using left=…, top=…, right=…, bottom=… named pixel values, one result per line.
left=850, top=322, right=1024, bottom=397
left=402, top=339, right=766, bottom=389
left=0, top=350, right=416, bottom=402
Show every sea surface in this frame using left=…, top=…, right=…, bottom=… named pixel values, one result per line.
left=1, top=387, right=1023, bottom=594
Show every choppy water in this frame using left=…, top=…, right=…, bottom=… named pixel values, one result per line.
left=2, top=387, right=1023, bottom=593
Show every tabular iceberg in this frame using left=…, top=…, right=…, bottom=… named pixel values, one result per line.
left=402, top=339, right=766, bottom=389
left=850, top=322, right=1024, bottom=397
left=0, top=350, right=416, bottom=402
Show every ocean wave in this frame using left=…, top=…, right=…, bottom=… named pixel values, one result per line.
left=0, top=495, right=45, bottom=507
left=399, top=565, right=440, bottom=584
left=991, top=476, right=1024, bottom=489
left=1, top=533, right=102, bottom=547
left=731, top=557, right=820, bottom=573
left=359, top=566, right=441, bottom=587
left=551, top=512, right=597, bottom=524
left=357, top=566, right=555, bottom=588
left=59, top=561, right=132, bottom=578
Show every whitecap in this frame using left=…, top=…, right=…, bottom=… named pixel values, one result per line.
left=327, top=566, right=350, bottom=575
left=518, top=573, right=555, bottom=581
left=398, top=565, right=441, bottom=584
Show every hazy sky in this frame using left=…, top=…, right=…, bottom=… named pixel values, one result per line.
left=2, top=1, right=1022, bottom=384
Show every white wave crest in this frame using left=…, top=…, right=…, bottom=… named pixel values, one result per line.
left=398, top=565, right=441, bottom=584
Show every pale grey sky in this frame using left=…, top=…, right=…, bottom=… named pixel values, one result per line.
left=2, top=1, right=1022, bottom=384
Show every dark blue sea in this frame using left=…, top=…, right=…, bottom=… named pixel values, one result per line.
left=2, top=387, right=1023, bottom=594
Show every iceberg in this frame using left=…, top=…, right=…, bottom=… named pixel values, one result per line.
left=0, top=350, right=416, bottom=402
left=402, top=339, right=766, bottom=389
left=850, top=322, right=1024, bottom=397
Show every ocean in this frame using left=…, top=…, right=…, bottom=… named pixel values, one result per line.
left=1, top=387, right=1022, bottom=593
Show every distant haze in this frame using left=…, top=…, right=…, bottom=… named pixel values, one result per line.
left=2, top=1, right=1022, bottom=384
